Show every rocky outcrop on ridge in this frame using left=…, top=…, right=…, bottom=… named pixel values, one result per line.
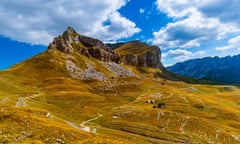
left=120, top=46, right=163, bottom=68
left=48, top=27, right=164, bottom=70
left=49, top=27, right=121, bottom=63
left=115, top=41, right=164, bottom=69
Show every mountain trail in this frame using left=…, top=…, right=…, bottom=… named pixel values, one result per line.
left=80, top=113, right=102, bottom=127
left=16, top=93, right=40, bottom=107
left=65, top=114, right=103, bottom=134
left=179, top=118, right=189, bottom=133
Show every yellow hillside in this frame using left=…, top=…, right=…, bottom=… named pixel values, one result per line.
left=0, top=28, right=239, bottom=143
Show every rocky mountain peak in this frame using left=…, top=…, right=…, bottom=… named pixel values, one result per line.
left=61, top=27, right=78, bottom=42
left=48, top=27, right=164, bottom=70
left=48, top=27, right=121, bottom=63
left=63, top=27, right=107, bottom=49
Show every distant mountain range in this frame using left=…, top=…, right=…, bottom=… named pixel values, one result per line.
left=167, top=55, right=240, bottom=85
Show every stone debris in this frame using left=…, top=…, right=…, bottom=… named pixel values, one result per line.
left=66, top=60, right=106, bottom=80
left=103, top=62, right=136, bottom=77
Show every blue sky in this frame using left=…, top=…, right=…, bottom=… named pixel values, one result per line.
left=1, top=0, right=240, bottom=69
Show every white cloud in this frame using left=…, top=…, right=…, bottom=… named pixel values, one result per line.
left=152, top=12, right=235, bottom=49
left=91, top=12, right=141, bottom=41
left=139, top=8, right=145, bottom=14
left=154, top=0, right=239, bottom=50
left=156, top=0, right=240, bottom=25
left=199, top=0, right=240, bottom=25
left=163, top=49, right=205, bottom=61
left=0, top=0, right=140, bottom=45
left=155, top=0, right=200, bottom=18
left=154, top=0, right=240, bottom=65
left=216, top=35, right=240, bottom=51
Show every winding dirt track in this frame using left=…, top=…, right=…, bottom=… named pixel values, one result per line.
left=15, top=93, right=103, bottom=134
left=16, top=93, right=40, bottom=107
left=66, top=114, right=102, bottom=133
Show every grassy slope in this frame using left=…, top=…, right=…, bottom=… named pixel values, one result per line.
left=0, top=48, right=240, bottom=143
left=99, top=80, right=240, bottom=143
left=115, top=41, right=158, bottom=56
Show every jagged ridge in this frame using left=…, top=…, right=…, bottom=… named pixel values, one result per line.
left=48, top=27, right=164, bottom=69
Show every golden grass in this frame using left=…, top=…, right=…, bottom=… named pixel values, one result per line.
left=115, top=41, right=157, bottom=56
left=0, top=48, right=240, bottom=143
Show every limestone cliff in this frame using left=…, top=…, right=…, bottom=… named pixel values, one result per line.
left=114, top=41, right=164, bottom=69
left=48, top=27, right=121, bottom=63
left=49, top=27, right=164, bottom=70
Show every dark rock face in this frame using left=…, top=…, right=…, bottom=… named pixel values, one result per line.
left=119, top=46, right=164, bottom=69
left=146, top=48, right=163, bottom=68
left=87, top=47, right=121, bottom=62
left=49, top=27, right=121, bottom=63
left=49, top=27, right=164, bottom=70
left=120, top=54, right=138, bottom=66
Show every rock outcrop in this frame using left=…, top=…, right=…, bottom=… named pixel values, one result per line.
left=66, top=60, right=107, bottom=80
left=49, top=27, right=164, bottom=70
left=116, top=41, right=164, bottom=69
left=131, top=47, right=163, bottom=68
left=49, top=27, right=121, bottom=63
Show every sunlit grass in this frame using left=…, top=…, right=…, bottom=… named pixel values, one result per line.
left=0, top=47, right=239, bottom=143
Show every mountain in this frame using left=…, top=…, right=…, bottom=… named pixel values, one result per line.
left=51, top=27, right=164, bottom=69
left=167, top=55, right=240, bottom=85
left=0, top=27, right=240, bottom=143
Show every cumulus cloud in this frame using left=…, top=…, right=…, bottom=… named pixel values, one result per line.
left=0, top=0, right=140, bottom=45
left=91, top=11, right=140, bottom=42
left=153, top=12, right=235, bottom=49
left=199, top=0, right=240, bottom=25
left=154, top=0, right=239, bottom=49
left=163, top=49, right=205, bottom=61
left=216, top=35, right=240, bottom=51
left=156, top=0, right=240, bottom=24
left=153, top=0, right=240, bottom=65
left=155, top=0, right=200, bottom=18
